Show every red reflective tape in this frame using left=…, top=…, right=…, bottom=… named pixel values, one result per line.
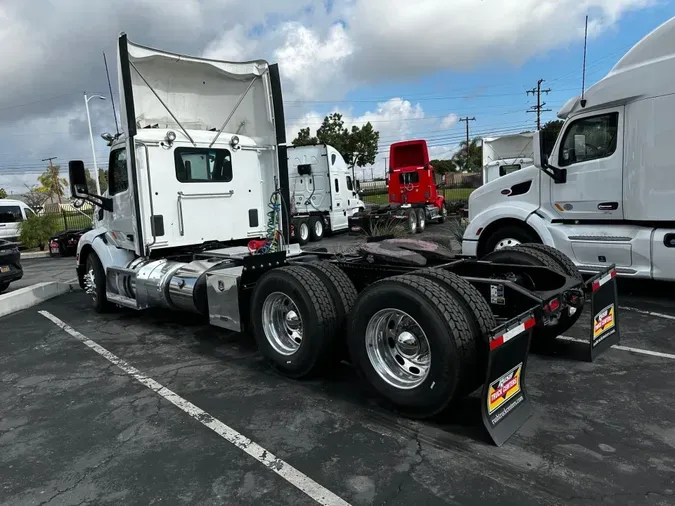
left=592, top=269, right=616, bottom=292
left=490, top=316, right=535, bottom=351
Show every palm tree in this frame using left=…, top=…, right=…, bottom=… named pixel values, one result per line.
left=452, top=137, right=482, bottom=173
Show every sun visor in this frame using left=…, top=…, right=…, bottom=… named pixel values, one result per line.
left=117, top=34, right=277, bottom=145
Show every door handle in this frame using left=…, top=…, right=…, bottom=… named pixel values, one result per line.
left=597, top=202, right=619, bottom=211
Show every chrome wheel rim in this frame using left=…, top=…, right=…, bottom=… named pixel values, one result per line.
left=495, top=238, right=521, bottom=251
left=409, top=215, right=417, bottom=233
left=314, top=220, right=323, bottom=236
left=300, top=223, right=309, bottom=241
left=262, top=292, right=303, bottom=356
left=84, top=266, right=97, bottom=302
left=365, top=309, right=431, bottom=389
left=418, top=212, right=426, bottom=229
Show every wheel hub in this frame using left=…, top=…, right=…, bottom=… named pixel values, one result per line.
left=262, top=292, right=304, bottom=356
left=365, top=309, right=431, bottom=389
left=494, top=238, right=521, bottom=251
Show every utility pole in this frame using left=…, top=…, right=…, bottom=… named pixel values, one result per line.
left=41, top=156, right=61, bottom=204
left=526, top=79, right=552, bottom=130
left=384, top=157, right=388, bottom=179
left=459, top=117, right=476, bottom=171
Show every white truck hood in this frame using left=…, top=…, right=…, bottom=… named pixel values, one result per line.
left=118, top=35, right=276, bottom=145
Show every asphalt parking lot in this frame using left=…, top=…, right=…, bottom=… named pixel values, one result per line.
left=3, top=256, right=77, bottom=294
left=1, top=243, right=675, bottom=505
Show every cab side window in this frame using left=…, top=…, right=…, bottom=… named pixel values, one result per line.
left=108, top=148, right=128, bottom=195
left=559, top=112, right=618, bottom=167
left=346, top=175, right=353, bottom=191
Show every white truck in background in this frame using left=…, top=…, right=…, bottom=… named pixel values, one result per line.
left=482, top=133, right=534, bottom=184
left=288, top=144, right=365, bottom=245
left=462, top=17, right=675, bottom=280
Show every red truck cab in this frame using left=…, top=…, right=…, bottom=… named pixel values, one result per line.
left=388, top=140, right=445, bottom=212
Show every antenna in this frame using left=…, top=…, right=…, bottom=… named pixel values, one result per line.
left=580, top=15, right=589, bottom=108
left=103, top=51, right=120, bottom=135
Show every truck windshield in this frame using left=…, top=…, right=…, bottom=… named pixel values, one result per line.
left=399, top=172, right=419, bottom=184
left=175, top=148, right=233, bottom=183
left=499, top=164, right=521, bottom=176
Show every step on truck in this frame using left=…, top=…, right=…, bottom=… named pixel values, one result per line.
left=463, top=17, right=675, bottom=281
left=69, top=33, right=620, bottom=446
left=349, top=139, right=447, bottom=235
left=287, top=144, right=365, bottom=246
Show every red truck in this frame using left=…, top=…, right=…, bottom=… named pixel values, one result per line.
left=350, top=139, right=447, bottom=234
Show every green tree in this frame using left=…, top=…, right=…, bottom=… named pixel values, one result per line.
left=23, top=184, right=48, bottom=210
left=452, top=138, right=482, bottom=173
left=0, top=188, right=7, bottom=199
left=98, top=169, right=108, bottom=194
left=38, top=164, right=68, bottom=204
left=293, top=113, right=380, bottom=180
left=430, top=159, right=457, bottom=175
left=541, top=119, right=564, bottom=156
left=291, top=127, right=318, bottom=147
left=345, top=122, right=379, bottom=178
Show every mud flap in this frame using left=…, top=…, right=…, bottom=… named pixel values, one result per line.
left=586, top=266, right=620, bottom=362
left=481, top=309, right=536, bottom=447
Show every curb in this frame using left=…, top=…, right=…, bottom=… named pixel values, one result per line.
left=0, top=281, right=77, bottom=318
left=21, top=251, right=51, bottom=259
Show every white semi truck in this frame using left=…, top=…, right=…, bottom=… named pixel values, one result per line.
left=287, top=144, right=365, bottom=245
left=482, top=133, right=534, bottom=184
left=463, top=17, right=675, bottom=281
left=68, top=33, right=619, bottom=446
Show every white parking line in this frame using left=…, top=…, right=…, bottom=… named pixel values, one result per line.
left=619, top=306, right=675, bottom=321
left=558, top=335, right=675, bottom=360
left=39, top=310, right=351, bottom=506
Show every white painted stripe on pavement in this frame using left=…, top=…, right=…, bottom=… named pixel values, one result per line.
left=558, top=335, right=675, bottom=360
left=619, top=306, right=675, bottom=321
left=39, top=310, right=351, bottom=506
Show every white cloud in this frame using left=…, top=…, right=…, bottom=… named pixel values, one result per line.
left=441, top=113, right=459, bottom=130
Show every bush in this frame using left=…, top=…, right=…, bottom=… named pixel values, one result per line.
left=18, top=214, right=59, bottom=250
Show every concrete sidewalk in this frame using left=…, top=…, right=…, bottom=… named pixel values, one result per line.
left=0, top=280, right=78, bottom=318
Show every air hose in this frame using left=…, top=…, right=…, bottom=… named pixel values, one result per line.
left=250, top=190, right=281, bottom=255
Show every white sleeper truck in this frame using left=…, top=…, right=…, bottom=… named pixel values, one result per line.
left=463, top=17, right=675, bottom=281
left=69, top=33, right=620, bottom=447
left=482, top=133, right=534, bottom=184
left=287, top=144, right=365, bottom=245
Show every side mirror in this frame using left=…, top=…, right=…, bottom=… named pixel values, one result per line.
left=532, top=131, right=567, bottom=184
left=68, top=160, right=89, bottom=197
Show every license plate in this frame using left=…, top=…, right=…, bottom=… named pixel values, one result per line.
left=0, top=266, right=9, bottom=273
left=51, top=247, right=59, bottom=253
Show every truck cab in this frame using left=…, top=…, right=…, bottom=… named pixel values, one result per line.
left=482, top=132, right=535, bottom=184
left=462, top=17, right=675, bottom=281
left=387, top=140, right=444, bottom=212
left=287, top=144, right=364, bottom=244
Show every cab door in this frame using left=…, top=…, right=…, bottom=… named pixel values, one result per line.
left=105, top=145, right=137, bottom=251
left=549, top=108, right=624, bottom=220
left=330, top=174, right=348, bottom=230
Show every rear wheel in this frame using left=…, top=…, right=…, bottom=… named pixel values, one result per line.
left=84, top=252, right=111, bottom=313
left=406, top=209, right=417, bottom=234
left=309, top=216, right=324, bottom=242
left=251, top=266, right=338, bottom=378
left=347, top=274, right=475, bottom=418
left=438, top=205, right=447, bottom=224
left=0, top=281, right=9, bottom=294
left=482, top=246, right=583, bottom=342
left=297, top=220, right=310, bottom=246
left=416, top=209, right=426, bottom=233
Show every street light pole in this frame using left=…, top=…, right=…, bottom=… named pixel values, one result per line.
left=84, top=92, right=106, bottom=195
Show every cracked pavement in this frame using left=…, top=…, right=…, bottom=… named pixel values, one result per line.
left=1, top=279, right=675, bottom=505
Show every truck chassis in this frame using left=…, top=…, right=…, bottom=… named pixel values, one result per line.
left=79, top=238, right=619, bottom=446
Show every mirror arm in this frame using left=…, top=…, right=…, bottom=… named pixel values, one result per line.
left=73, top=188, right=113, bottom=212
left=540, top=160, right=567, bottom=184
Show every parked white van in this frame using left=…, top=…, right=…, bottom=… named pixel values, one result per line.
left=0, top=200, right=37, bottom=242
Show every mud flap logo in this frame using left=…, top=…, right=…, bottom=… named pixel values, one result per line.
left=593, top=304, right=615, bottom=347
left=488, top=363, right=522, bottom=415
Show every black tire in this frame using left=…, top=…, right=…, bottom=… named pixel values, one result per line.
left=515, top=244, right=582, bottom=281
left=297, top=220, right=310, bottom=246
left=309, top=216, right=324, bottom=242
left=482, top=225, right=540, bottom=256
left=482, top=246, right=583, bottom=342
left=0, top=281, right=9, bottom=294
left=58, top=242, right=67, bottom=257
left=251, top=266, right=338, bottom=379
left=438, top=204, right=447, bottom=224
left=84, top=252, right=111, bottom=313
left=347, top=274, right=475, bottom=418
left=416, top=209, right=426, bottom=233
left=413, top=268, right=496, bottom=392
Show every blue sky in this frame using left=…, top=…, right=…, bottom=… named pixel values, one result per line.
left=0, top=0, right=673, bottom=191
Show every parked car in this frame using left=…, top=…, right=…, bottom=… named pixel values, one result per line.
left=0, top=239, right=22, bottom=293
left=0, top=199, right=37, bottom=243
left=48, top=226, right=92, bottom=257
